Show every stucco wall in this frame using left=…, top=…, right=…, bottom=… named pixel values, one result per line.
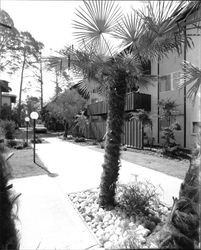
left=148, top=24, right=201, bottom=149
left=2, top=96, right=11, bottom=106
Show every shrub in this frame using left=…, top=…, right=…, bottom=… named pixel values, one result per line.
left=0, top=120, right=16, bottom=139
left=116, top=180, right=160, bottom=217
left=6, top=140, right=17, bottom=148
left=74, top=137, right=86, bottom=143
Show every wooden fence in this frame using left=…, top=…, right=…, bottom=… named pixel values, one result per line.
left=88, top=119, right=143, bottom=149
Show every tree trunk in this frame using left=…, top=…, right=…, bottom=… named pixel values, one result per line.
left=159, top=153, right=200, bottom=249
left=18, top=49, right=26, bottom=127
left=99, top=69, right=127, bottom=209
left=0, top=153, right=19, bottom=249
left=40, top=57, right=43, bottom=113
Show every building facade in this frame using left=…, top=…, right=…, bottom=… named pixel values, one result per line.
left=86, top=14, right=201, bottom=150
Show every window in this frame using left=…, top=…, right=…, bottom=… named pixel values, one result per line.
left=159, top=75, right=171, bottom=92
left=159, top=71, right=181, bottom=92
left=192, top=122, right=201, bottom=134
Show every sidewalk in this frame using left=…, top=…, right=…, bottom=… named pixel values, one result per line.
left=36, top=137, right=182, bottom=206
left=11, top=175, right=99, bottom=249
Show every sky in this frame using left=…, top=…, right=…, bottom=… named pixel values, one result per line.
left=1, top=0, right=143, bottom=103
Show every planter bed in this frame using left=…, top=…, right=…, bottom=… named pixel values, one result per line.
left=68, top=187, right=171, bottom=249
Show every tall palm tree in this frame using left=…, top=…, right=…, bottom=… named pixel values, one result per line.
left=50, top=0, right=197, bottom=209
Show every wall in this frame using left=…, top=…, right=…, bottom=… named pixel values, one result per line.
left=186, top=25, right=201, bottom=148
left=2, top=96, right=11, bottom=106
left=148, top=20, right=201, bottom=149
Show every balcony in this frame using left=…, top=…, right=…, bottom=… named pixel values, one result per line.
left=87, top=92, right=151, bottom=115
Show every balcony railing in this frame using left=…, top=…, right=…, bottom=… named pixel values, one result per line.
left=87, top=92, right=151, bottom=115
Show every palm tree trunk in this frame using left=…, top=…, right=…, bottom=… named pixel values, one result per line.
left=99, top=69, right=127, bottom=209
left=159, top=153, right=200, bottom=249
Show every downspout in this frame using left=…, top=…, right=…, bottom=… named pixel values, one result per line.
left=157, top=58, right=160, bottom=144
left=184, top=25, right=187, bottom=148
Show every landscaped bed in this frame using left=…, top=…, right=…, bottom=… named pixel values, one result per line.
left=61, top=135, right=191, bottom=248
left=68, top=183, right=170, bottom=249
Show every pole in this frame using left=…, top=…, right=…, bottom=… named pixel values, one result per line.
left=33, top=119, right=36, bottom=163
left=157, top=57, right=160, bottom=144
left=26, top=122, right=28, bottom=145
left=183, top=26, right=187, bottom=148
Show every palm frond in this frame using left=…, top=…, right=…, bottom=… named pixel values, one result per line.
left=136, top=0, right=197, bottom=60
left=113, top=10, right=145, bottom=50
left=179, top=61, right=201, bottom=104
left=72, top=0, right=122, bottom=49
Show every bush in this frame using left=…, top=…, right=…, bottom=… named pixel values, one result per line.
left=6, top=140, right=17, bottom=148
left=74, top=137, right=86, bottom=143
left=116, top=180, right=160, bottom=217
left=0, top=120, right=16, bottom=139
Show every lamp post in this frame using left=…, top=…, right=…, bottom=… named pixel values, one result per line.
left=25, top=117, right=30, bottom=145
left=30, top=112, right=39, bottom=163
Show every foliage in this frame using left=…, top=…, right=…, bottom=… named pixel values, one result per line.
left=159, top=99, right=181, bottom=154
left=0, top=153, right=19, bottom=249
left=74, top=137, right=86, bottom=143
left=74, top=111, right=89, bottom=137
left=41, top=107, right=64, bottom=132
left=6, top=140, right=17, bottom=148
left=0, top=10, right=21, bottom=74
left=17, top=31, right=44, bottom=126
left=43, top=89, right=86, bottom=132
left=0, top=120, right=16, bottom=139
left=0, top=104, right=12, bottom=121
left=159, top=149, right=200, bottom=249
left=158, top=99, right=178, bottom=126
left=25, top=96, right=40, bottom=115
left=130, top=109, right=152, bottom=127
left=179, top=61, right=201, bottom=104
left=116, top=181, right=160, bottom=217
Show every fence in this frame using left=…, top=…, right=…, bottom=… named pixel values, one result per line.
left=88, top=118, right=143, bottom=149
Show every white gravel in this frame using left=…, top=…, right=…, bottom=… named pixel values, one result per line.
left=68, top=188, right=170, bottom=249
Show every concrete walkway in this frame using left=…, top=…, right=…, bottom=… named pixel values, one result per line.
left=11, top=137, right=183, bottom=249
left=36, top=137, right=182, bottom=206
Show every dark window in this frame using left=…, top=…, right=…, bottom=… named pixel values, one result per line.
left=192, top=122, right=201, bottom=134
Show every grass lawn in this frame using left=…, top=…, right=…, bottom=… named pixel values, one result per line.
left=68, top=139, right=189, bottom=180
left=8, top=148, right=48, bottom=179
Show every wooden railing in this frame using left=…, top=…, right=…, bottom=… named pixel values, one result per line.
left=87, top=92, right=151, bottom=115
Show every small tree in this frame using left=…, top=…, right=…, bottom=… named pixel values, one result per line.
left=74, top=111, right=89, bottom=137
left=158, top=99, right=181, bottom=154
left=45, top=89, right=86, bottom=137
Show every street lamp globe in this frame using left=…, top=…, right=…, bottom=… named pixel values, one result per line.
left=25, top=117, right=30, bottom=122
left=30, top=112, right=39, bottom=120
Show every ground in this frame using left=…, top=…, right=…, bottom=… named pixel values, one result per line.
left=8, top=148, right=47, bottom=179
left=66, top=138, right=189, bottom=179
left=7, top=134, right=190, bottom=249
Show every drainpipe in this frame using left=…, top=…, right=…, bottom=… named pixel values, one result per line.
left=184, top=26, right=187, bottom=148
left=0, top=87, right=1, bottom=116
left=157, top=58, right=160, bottom=144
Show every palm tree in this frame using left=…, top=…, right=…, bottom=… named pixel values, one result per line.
left=50, top=0, right=197, bottom=209
left=179, top=61, right=201, bottom=104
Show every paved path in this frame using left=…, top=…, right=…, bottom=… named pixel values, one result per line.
left=11, top=137, right=183, bottom=249
left=36, top=137, right=182, bottom=206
